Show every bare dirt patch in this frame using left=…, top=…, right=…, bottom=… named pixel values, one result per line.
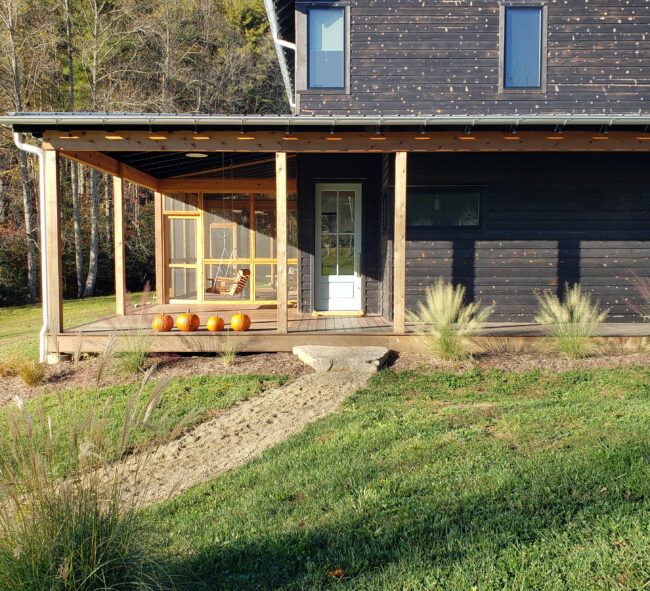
left=0, top=352, right=313, bottom=407
left=389, top=351, right=650, bottom=374
left=116, top=370, right=369, bottom=506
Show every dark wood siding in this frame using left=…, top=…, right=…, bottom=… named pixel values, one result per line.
left=297, top=154, right=383, bottom=314
left=297, top=0, right=650, bottom=116
left=403, top=152, right=650, bottom=321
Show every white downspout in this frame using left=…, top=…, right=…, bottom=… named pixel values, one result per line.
left=13, top=132, right=48, bottom=363
left=263, top=0, right=296, bottom=111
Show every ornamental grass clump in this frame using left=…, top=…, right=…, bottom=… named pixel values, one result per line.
left=407, top=278, right=494, bottom=360
left=0, top=370, right=173, bottom=591
left=535, top=283, right=608, bottom=360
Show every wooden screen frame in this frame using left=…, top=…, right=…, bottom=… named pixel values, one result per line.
left=161, top=192, right=298, bottom=305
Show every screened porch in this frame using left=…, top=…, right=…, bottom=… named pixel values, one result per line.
left=163, top=192, right=299, bottom=305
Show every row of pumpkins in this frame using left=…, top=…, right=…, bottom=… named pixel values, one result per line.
left=152, top=310, right=251, bottom=332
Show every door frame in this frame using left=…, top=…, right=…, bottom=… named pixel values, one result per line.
left=314, top=182, right=363, bottom=312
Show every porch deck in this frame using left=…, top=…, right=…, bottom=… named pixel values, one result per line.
left=57, top=304, right=650, bottom=354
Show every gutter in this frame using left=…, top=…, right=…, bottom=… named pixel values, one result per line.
left=3, top=113, right=650, bottom=127
left=13, top=133, right=48, bottom=364
left=263, top=0, right=296, bottom=112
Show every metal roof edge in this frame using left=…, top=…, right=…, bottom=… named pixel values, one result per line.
left=2, top=113, right=650, bottom=127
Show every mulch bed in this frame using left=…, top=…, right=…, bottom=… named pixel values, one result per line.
left=0, top=352, right=313, bottom=407
left=388, top=351, right=650, bottom=374
left=2, top=348, right=648, bottom=408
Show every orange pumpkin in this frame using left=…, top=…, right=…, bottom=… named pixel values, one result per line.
left=206, top=316, right=225, bottom=332
left=152, top=312, right=174, bottom=332
left=230, top=312, right=251, bottom=332
left=176, top=309, right=200, bottom=332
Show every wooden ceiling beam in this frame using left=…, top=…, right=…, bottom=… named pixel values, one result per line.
left=60, top=150, right=160, bottom=191
left=44, top=130, right=650, bottom=153
left=158, top=178, right=297, bottom=193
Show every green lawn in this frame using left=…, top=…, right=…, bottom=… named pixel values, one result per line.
left=1, top=373, right=286, bottom=478
left=0, top=293, right=155, bottom=359
left=0, top=295, right=120, bottom=359
left=147, top=367, right=650, bottom=590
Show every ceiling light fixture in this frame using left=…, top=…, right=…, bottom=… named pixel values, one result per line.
left=104, top=135, right=124, bottom=140
left=415, top=124, right=430, bottom=140
left=237, top=123, right=254, bottom=140
left=371, top=123, right=387, bottom=140
left=185, top=152, right=208, bottom=158
left=283, top=125, right=299, bottom=140
left=326, top=125, right=342, bottom=140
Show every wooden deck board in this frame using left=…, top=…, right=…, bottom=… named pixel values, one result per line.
left=57, top=303, right=650, bottom=354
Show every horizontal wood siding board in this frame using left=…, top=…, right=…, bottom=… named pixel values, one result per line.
left=298, top=0, right=650, bottom=115
left=402, top=152, right=650, bottom=321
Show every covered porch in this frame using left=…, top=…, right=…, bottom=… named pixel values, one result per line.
left=5, top=113, right=649, bottom=357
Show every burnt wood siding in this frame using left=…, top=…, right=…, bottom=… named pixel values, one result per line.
left=297, top=154, right=382, bottom=314
left=404, top=152, right=650, bottom=321
left=297, top=1, right=650, bottom=116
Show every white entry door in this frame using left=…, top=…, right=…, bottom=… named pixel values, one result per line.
left=315, top=183, right=362, bottom=311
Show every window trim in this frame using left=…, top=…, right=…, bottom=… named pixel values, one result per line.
left=403, top=185, right=485, bottom=231
left=498, top=2, right=548, bottom=94
left=296, top=2, right=351, bottom=95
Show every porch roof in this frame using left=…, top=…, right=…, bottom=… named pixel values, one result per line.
left=3, top=111, right=650, bottom=135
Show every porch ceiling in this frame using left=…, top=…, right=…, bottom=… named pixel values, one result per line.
left=101, top=151, right=296, bottom=179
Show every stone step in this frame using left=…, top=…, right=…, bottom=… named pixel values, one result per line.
left=292, top=345, right=389, bottom=373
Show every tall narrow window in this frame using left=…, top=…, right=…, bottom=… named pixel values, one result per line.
left=504, top=7, right=543, bottom=88
left=308, top=8, right=345, bottom=89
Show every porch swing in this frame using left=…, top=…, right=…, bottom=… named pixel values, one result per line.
left=205, top=156, right=251, bottom=297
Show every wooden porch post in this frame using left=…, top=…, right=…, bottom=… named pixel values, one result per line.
left=113, top=174, right=127, bottom=315
left=393, top=151, right=407, bottom=333
left=276, top=152, right=288, bottom=334
left=44, top=150, right=63, bottom=351
left=154, top=191, right=165, bottom=304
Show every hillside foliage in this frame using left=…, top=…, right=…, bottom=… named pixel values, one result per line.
left=0, top=0, right=286, bottom=305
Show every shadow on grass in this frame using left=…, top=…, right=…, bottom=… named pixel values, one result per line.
left=157, top=437, right=648, bottom=590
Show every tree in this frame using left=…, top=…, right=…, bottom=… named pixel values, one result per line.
left=60, top=0, right=85, bottom=296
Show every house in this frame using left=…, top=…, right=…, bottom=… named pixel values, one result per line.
left=2, top=0, right=650, bottom=360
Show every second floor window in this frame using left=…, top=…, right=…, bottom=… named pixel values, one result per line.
left=504, top=7, right=543, bottom=88
left=308, top=8, right=345, bottom=89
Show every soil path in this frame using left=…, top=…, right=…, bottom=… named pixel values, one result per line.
left=120, top=370, right=370, bottom=506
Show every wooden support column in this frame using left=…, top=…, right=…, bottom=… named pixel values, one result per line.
left=44, top=150, right=63, bottom=350
left=154, top=191, right=165, bottom=304
left=276, top=152, right=288, bottom=334
left=393, top=151, right=407, bottom=334
left=113, top=174, right=127, bottom=315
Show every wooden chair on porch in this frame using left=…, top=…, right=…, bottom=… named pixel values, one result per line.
left=206, top=268, right=250, bottom=297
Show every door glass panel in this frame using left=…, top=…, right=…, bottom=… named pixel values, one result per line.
left=168, top=218, right=196, bottom=264
left=338, top=235, right=354, bottom=275
left=169, top=267, right=196, bottom=300
left=321, top=233, right=337, bottom=275
left=321, top=191, right=337, bottom=234
left=338, top=192, right=355, bottom=233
